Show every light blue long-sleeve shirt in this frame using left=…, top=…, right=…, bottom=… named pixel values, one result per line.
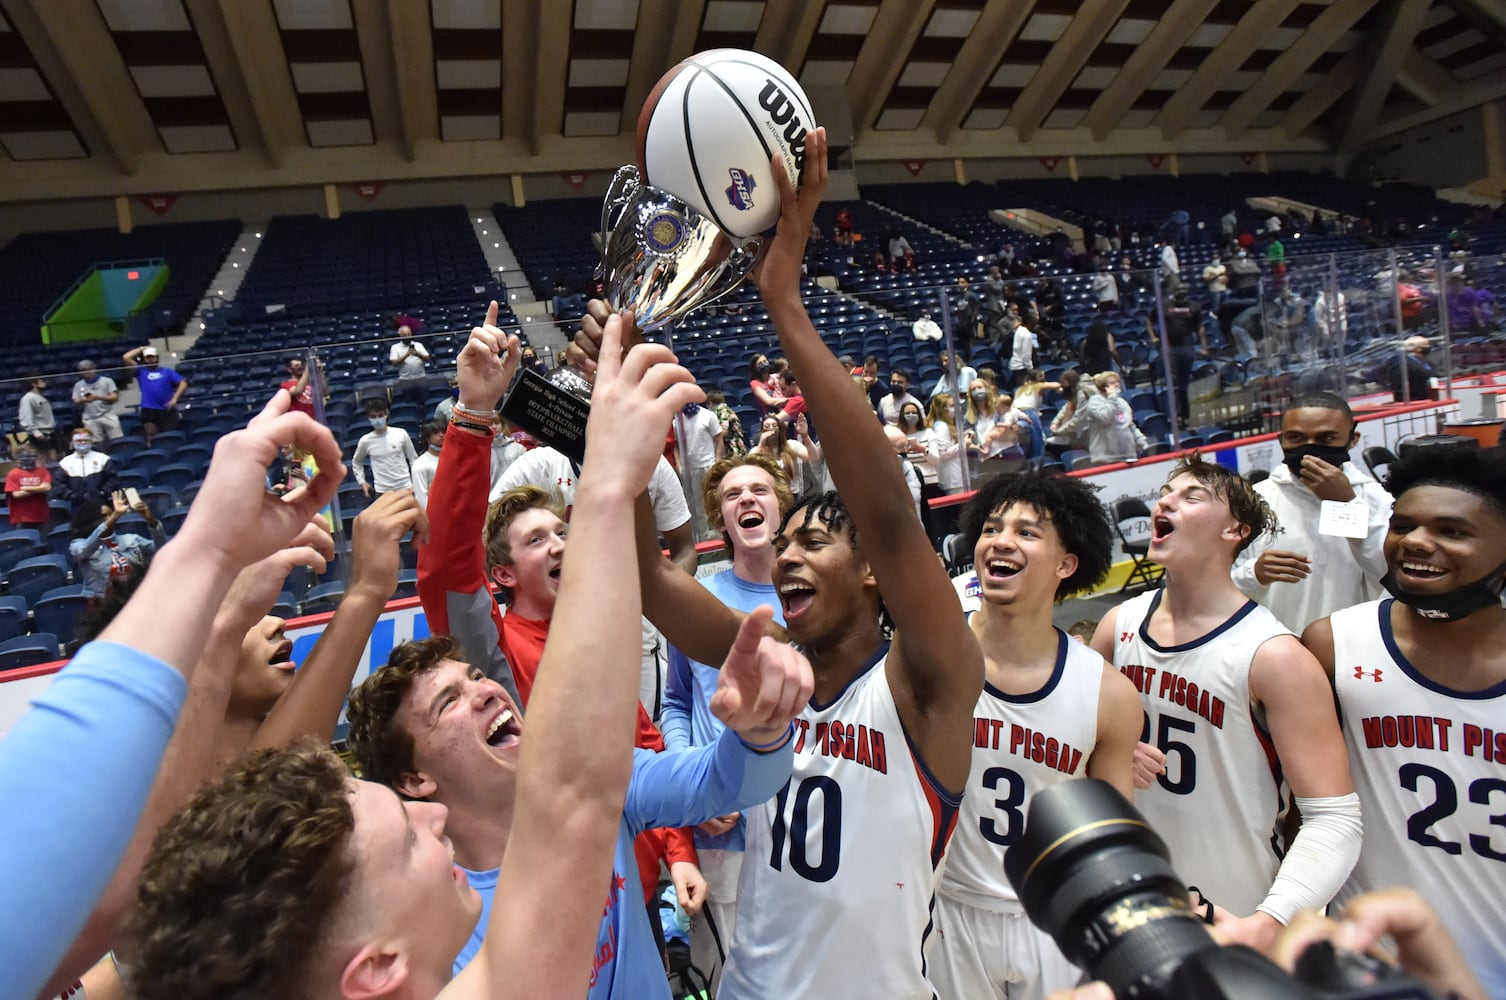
left=453, top=725, right=794, bottom=996
left=661, top=570, right=782, bottom=853
left=0, top=641, right=186, bottom=999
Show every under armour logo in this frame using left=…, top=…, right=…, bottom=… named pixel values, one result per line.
left=1353, top=665, right=1383, bottom=682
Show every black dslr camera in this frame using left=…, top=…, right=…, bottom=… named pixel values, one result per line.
left=1002, top=781, right=1436, bottom=999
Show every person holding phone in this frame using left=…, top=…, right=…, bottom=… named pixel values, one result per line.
left=69, top=489, right=167, bottom=602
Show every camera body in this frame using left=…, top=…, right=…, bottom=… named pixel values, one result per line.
left=1002, top=780, right=1435, bottom=1000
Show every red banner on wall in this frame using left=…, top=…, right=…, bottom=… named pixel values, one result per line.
left=1146, top=154, right=1165, bottom=169
left=561, top=172, right=590, bottom=189
left=137, top=193, right=178, bottom=216
left=351, top=182, right=385, bottom=202
left=1039, top=157, right=1059, bottom=173
left=902, top=160, right=925, bottom=176
left=1239, top=151, right=1258, bottom=166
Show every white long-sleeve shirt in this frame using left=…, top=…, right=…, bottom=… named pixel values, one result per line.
left=352, top=426, right=417, bottom=493
left=1231, top=462, right=1392, bottom=634
left=410, top=448, right=439, bottom=508
left=1010, top=324, right=1034, bottom=372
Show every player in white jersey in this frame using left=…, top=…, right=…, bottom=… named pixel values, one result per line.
left=627, top=128, right=984, bottom=998
left=1302, top=446, right=1506, bottom=996
left=1091, top=453, right=1361, bottom=952
left=934, top=470, right=1143, bottom=1000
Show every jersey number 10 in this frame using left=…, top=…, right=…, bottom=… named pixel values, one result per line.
left=769, top=776, right=843, bottom=882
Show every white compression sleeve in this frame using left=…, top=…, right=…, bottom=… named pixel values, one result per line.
left=1256, top=792, right=1363, bottom=925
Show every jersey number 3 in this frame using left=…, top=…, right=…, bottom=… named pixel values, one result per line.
left=979, top=766, right=1027, bottom=846
left=770, top=776, right=843, bottom=882
left=1400, top=763, right=1506, bottom=863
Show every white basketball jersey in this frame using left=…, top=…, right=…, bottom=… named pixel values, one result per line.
left=1111, top=589, right=1293, bottom=915
left=942, top=630, right=1103, bottom=911
left=719, top=646, right=961, bottom=1000
left=1331, top=599, right=1506, bottom=997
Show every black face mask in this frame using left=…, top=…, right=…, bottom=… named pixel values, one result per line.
left=1380, top=559, right=1506, bottom=622
left=1282, top=443, right=1352, bottom=477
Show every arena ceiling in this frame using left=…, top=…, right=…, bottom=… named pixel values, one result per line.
left=0, top=0, right=1503, bottom=200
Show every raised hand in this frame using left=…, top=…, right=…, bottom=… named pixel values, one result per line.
left=580, top=310, right=702, bottom=497
left=711, top=605, right=813, bottom=746
left=754, top=126, right=828, bottom=303
left=349, top=488, right=428, bottom=602
left=457, top=300, right=521, bottom=412
left=175, top=389, right=346, bottom=573
left=216, top=518, right=334, bottom=636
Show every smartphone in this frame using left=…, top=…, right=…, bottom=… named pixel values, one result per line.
left=124, top=487, right=141, bottom=508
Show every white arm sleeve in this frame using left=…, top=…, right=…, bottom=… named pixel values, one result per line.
left=1255, top=792, right=1362, bottom=925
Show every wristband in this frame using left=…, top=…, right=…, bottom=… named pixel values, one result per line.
left=452, top=402, right=498, bottom=423
left=449, top=418, right=493, bottom=435
left=739, top=722, right=795, bottom=753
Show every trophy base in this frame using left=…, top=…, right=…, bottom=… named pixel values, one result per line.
left=500, top=367, right=590, bottom=465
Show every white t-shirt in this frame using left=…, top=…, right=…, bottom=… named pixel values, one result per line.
left=680, top=407, right=724, bottom=469
left=353, top=427, right=418, bottom=492
left=491, top=446, right=690, bottom=535
left=411, top=448, right=440, bottom=508
left=1010, top=325, right=1034, bottom=372
left=389, top=340, right=430, bottom=380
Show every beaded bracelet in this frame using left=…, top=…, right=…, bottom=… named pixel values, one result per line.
left=451, top=402, right=498, bottom=424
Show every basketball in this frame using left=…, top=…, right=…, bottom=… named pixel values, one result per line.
left=637, top=48, right=815, bottom=239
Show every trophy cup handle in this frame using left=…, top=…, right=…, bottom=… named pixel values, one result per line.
left=694, top=235, right=766, bottom=312
left=601, top=165, right=641, bottom=247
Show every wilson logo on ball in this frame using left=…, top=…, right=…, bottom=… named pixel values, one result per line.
left=725, top=169, right=757, bottom=211
left=757, top=79, right=807, bottom=172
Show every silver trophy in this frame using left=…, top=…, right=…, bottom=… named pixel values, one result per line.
left=502, top=165, right=763, bottom=462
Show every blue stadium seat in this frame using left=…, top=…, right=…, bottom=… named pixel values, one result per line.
left=270, top=591, right=298, bottom=620
left=46, top=525, right=72, bottom=558
left=301, top=582, right=346, bottom=616
left=0, top=633, right=58, bottom=671
left=394, top=568, right=418, bottom=600
left=0, top=530, right=43, bottom=574
left=151, top=465, right=198, bottom=497
left=32, top=593, right=88, bottom=647
left=0, top=596, right=28, bottom=643
left=136, top=487, right=176, bottom=519
left=6, top=558, right=68, bottom=606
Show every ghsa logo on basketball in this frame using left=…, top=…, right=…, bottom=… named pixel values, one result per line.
left=726, top=169, right=757, bottom=211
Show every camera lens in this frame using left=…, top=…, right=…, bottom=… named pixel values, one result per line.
left=1004, top=780, right=1217, bottom=999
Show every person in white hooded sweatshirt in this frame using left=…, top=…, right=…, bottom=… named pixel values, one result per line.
left=1052, top=373, right=1146, bottom=465
left=1232, top=392, right=1391, bottom=634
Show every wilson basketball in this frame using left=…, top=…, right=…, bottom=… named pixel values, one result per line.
left=637, top=48, right=815, bottom=239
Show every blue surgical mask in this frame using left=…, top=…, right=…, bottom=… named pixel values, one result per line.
left=370, top=417, right=387, bottom=431
left=73, top=439, right=92, bottom=454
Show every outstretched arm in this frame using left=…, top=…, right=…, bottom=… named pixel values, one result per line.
left=756, top=127, right=981, bottom=789
left=452, top=315, right=705, bottom=999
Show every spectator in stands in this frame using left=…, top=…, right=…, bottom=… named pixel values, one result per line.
left=981, top=265, right=1009, bottom=341
left=1381, top=335, right=1436, bottom=402
left=1448, top=274, right=1496, bottom=333
left=898, top=399, right=929, bottom=463
left=953, top=276, right=983, bottom=343
left=1009, top=311, right=1036, bottom=388
left=882, top=425, right=925, bottom=520
left=1227, top=247, right=1262, bottom=300
left=776, top=368, right=806, bottom=424
left=54, top=428, right=117, bottom=510
left=435, top=372, right=461, bottom=422
left=912, top=309, right=942, bottom=342
left=887, top=231, right=916, bottom=270
left=489, top=416, right=526, bottom=491
left=704, top=388, right=746, bottom=458
left=878, top=369, right=922, bottom=426
left=70, top=490, right=165, bottom=601
left=1012, top=369, right=1059, bottom=415
left=1053, top=374, right=1146, bottom=465
left=964, top=378, right=999, bottom=455
left=16, top=375, right=57, bottom=462
left=72, top=360, right=121, bottom=443
left=927, top=393, right=970, bottom=495
left=1092, top=261, right=1119, bottom=312
left=351, top=399, right=418, bottom=499
left=1079, top=317, right=1120, bottom=377
left=520, top=346, right=545, bottom=373
left=279, top=356, right=318, bottom=417
left=1158, top=241, right=1181, bottom=291
left=1152, top=289, right=1209, bottom=427
left=747, top=353, right=783, bottom=415
left=1203, top=252, right=1229, bottom=314
left=1314, top=284, right=1348, bottom=353
left=753, top=414, right=819, bottom=496
left=983, top=393, right=1025, bottom=461
left=1116, top=255, right=1145, bottom=305
left=834, top=206, right=853, bottom=246
left=123, top=345, right=187, bottom=446
left=858, top=354, right=886, bottom=413
left=389, top=323, right=431, bottom=410
left=1231, top=302, right=1265, bottom=357
left=679, top=400, right=726, bottom=539
left=410, top=419, right=445, bottom=510
left=1231, top=391, right=1390, bottom=635
left=5, top=447, right=51, bottom=530
left=1267, top=235, right=1286, bottom=282
left=998, top=242, right=1018, bottom=275
left=930, top=350, right=977, bottom=402
left=1164, top=208, right=1191, bottom=246
left=1221, top=208, right=1239, bottom=248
